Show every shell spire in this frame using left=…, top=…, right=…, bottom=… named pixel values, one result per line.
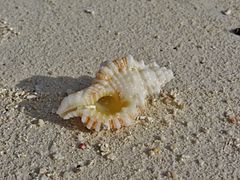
left=57, top=55, right=174, bottom=131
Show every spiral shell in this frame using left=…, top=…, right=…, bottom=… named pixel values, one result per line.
left=57, top=55, right=174, bottom=131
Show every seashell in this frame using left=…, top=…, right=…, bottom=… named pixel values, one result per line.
left=57, top=55, right=174, bottom=131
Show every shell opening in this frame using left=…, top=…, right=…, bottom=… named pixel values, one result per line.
left=95, top=93, right=129, bottom=116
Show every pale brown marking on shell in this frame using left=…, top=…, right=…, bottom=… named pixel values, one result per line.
left=92, top=91, right=98, bottom=100
left=96, top=71, right=112, bottom=81
left=110, top=119, right=115, bottom=129
left=91, top=119, right=97, bottom=130
left=95, top=57, right=128, bottom=82
left=112, top=57, right=128, bottom=72
left=85, top=116, right=90, bottom=125
left=88, top=85, right=102, bottom=100
left=118, top=118, right=126, bottom=127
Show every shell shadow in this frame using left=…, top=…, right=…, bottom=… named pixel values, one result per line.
left=16, top=75, right=93, bottom=132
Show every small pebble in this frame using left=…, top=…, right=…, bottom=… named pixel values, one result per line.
left=148, top=147, right=160, bottom=156
left=131, top=146, right=137, bottom=152
left=37, top=119, right=45, bottom=127
left=0, top=151, right=5, bottom=156
left=222, top=9, right=231, bottom=15
left=79, top=143, right=87, bottom=150
left=99, top=143, right=110, bottom=155
left=164, top=171, right=172, bottom=178
left=84, top=9, right=95, bottom=15
left=149, top=150, right=155, bottom=156
left=38, top=167, right=47, bottom=174
left=114, top=32, right=120, bottom=36
left=147, top=117, right=154, bottom=123
left=159, top=135, right=166, bottom=142
left=175, top=100, right=185, bottom=109
left=26, top=94, right=37, bottom=99
left=177, top=154, right=190, bottom=162
left=107, top=153, right=116, bottom=160
left=47, top=71, right=53, bottom=75
left=191, top=139, right=199, bottom=144
left=227, top=115, right=238, bottom=124
left=233, top=139, right=240, bottom=149
left=196, top=159, right=205, bottom=166
left=200, top=127, right=210, bottom=134
left=138, top=116, right=147, bottom=120
left=168, top=143, right=177, bottom=152
left=85, top=159, right=96, bottom=167
left=162, top=96, right=173, bottom=105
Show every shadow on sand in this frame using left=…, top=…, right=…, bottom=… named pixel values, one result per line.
left=16, top=75, right=93, bottom=132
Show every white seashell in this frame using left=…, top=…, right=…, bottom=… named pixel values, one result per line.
left=57, top=55, right=174, bottom=131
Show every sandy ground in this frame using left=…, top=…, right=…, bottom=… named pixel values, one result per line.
left=0, top=0, right=240, bottom=179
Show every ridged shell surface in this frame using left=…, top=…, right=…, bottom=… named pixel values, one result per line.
left=57, top=55, right=174, bottom=131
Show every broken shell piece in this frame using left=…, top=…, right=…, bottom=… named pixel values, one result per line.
left=56, top=55, right=174, bottom=131
left=222, top=9, right=231, bottom=15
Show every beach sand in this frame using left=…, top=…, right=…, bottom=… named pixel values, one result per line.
left=0, top=0, right=240, bottom=179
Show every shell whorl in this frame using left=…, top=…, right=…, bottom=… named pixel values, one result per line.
left=56, top=55, right=174, bottom=131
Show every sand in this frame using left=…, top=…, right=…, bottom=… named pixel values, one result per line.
left=0, top=0, right=240, bottom=179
